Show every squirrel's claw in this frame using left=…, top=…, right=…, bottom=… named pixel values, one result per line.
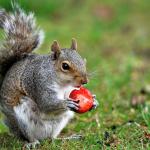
left=66, top=99, right=80, bottom=112
left=92, top=95, right=99, bottom=109
left=92, top=94, right=96, bottom=99
left=92, top=99, right=99, bottom=109
left=23, top=140, right=40, bottom=150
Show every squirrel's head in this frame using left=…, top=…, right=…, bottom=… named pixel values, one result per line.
left=50, top=39, right=88, bottom=87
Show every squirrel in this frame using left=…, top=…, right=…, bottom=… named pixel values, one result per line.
left=0, top=4, right=98, bottom=148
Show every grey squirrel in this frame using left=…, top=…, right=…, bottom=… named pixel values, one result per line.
left=0, top=4, right=98, bottom=148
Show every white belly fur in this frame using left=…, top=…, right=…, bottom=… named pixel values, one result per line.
left=14, top=99, right=74, bottom=140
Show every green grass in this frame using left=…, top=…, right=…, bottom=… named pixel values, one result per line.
left=0, top=0, right=150, bottom=149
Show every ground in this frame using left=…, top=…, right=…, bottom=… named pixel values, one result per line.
left=0, top=0, right=150, bottom=149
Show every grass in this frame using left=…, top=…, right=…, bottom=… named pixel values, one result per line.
left=0, top=0, right=150, bottom=149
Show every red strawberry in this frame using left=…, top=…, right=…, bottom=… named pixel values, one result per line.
left=69, top=87, right=94, bottom=113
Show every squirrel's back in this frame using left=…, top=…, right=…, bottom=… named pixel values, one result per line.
left=0, top=3, right=44, bottom=88
left=0, top=54, right=45, bottom=108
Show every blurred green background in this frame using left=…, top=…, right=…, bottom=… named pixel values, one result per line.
left=0, top=0, right=150, bottom=149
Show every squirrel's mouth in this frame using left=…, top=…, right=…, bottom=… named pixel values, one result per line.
left=74, top=80, right=88, bottom=87
left=72, top=84, right=81, bottom=88
left=75, top=85, right=81, bottom=88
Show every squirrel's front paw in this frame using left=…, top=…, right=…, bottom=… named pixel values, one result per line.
left=92, top=95, right=99, bottom=109
left=66, top=99, right=80, bottom=112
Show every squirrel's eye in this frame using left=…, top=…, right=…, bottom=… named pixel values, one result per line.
left=62, top=63, right=70, bottom=71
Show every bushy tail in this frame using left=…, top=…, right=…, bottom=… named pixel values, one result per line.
left=0, top=4, right=44, bottom=86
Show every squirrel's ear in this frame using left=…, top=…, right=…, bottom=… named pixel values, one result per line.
left=51, top=40, right=61, bottom=60
left=71, top=38, right=77, bottom=50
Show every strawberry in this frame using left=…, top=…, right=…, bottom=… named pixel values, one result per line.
left=69, top=87, right=94, bottom=113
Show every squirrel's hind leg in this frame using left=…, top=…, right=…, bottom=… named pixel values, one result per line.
left=4, top=116, right=28, bottom=141
left=13, top=96, right=52, bottom=143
